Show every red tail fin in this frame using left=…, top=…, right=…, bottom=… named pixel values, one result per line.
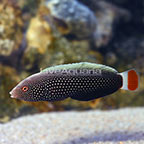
left=128, top=70, right=139, bottom=91
left=120, top=69, right=139, bottom=91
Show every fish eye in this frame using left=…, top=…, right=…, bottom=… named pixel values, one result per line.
left=22, top=86, right=29, bottom=92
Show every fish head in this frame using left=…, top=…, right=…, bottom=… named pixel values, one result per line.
left=9, top=73, right=47, bottom=101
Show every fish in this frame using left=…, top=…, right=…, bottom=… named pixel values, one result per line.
left=9, top=62, right=139, bottom=102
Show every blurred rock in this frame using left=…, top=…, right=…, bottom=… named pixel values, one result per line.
left=105, top=52, right=117, bottom=65
left=26, top=16, right=53, bottom=54
left=17, top=0, right=41, bottom=15
left=88, top=50, right=103, bottom=63
left=77, top=0, right=130, bottom=47
left=0, top=39, right=14, bottom=56
left=106, top=0, right=144, bottom=32
left=0, top=1, right=26, bottom=122
left=39, top=38, right=91, bottom=68
left=114, top=37, right=144, bottom=73
left=93, top=1, right=130, bottom=47
left=0, top=64, right=21, bottom=121
left=0, top=0, right=23, bottom=56
left=43, top=0, right=97, bottom=39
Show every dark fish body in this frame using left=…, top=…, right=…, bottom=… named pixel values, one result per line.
left=9, top=62, right=139, bottom=102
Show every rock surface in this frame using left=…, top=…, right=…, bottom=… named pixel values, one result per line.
left=44, top=0, right=97, bottom=38
left=0, top=108, right=144, bottom=144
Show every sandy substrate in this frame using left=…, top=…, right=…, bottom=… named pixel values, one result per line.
left=0, top=108, right=144, bottom=144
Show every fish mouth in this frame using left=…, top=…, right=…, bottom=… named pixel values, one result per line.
left=9, top=90, right=17, bottom=99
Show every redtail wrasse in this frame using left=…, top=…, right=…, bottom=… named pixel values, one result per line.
left=9, top=62, right=139, bottom=102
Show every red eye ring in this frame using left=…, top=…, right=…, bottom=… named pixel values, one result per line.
left=22, top=86, right=29, bottom=92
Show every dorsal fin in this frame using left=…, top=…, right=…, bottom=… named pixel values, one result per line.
left=41, top=62, right=117, bottom=73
